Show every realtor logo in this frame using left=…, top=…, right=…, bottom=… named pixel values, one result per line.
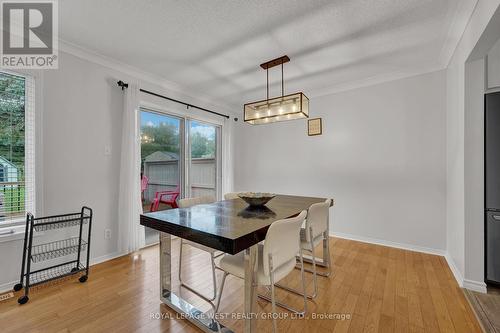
left=1, top=0, right=58, bottom=68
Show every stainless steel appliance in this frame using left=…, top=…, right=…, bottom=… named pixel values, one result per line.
left=485, top=91, right=500, bottom=284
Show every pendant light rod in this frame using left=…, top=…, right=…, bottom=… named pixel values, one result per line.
left=267, top=68, right=269, bottom=101
left=281, top=62, right=284, bottom=97
left=260, top=55, right=289, bottom=101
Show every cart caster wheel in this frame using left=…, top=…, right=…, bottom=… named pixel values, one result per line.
left=79, top=275, right=88, bottom=283
left=13, top=283, right=23, bottom=292
left=18, top=296, right=29, bottom=304
left=71, top=267, right=79, bottom=272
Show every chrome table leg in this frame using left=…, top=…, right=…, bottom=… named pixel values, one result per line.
left=244, top=245, right=258, bottom=333
left=159, top=232, right=233, bottom=333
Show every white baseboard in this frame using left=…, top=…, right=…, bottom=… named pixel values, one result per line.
left=444, top=253, right=465, bottom=287
left=0, top=251, right=129, bottom=294
left=444, top=254, right=487, bottom=293
left=0, top=280, right=16, bottom=294
left=90, top=251, right=128, bottom=266
left=464, top=279, right=487, bottom=293
left=333, top=232, right=487, bottom=293
left=332, top=232, right=446, bottom=256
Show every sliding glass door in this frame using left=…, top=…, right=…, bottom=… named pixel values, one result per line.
left=186, top=120, right=220, bottom=199
left=139, top=108, right=221, bottom=245
left=140, top=110, right=183, bottom=245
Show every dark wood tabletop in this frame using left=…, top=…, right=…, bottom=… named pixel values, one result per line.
left=140, top=194, right=330, bottom=254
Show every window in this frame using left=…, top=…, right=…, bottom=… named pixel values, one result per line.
left=0, top=71, right=35, bottom=226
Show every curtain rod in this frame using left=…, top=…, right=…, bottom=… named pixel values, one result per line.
left=117, top=80, right=230, bottom=119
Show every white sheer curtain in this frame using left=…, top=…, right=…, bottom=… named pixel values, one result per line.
left=118, top=82, right=145, bottom=253
left=222, top=117, right=234, bottom=195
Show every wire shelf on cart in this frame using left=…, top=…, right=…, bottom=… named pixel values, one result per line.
left=30, top=237, right=88, bottom=263
left=13, top=207, right=93, bottom=304
left=28, top=261, right=87, bottom=286
left=33, top=212, right=91, bottom=232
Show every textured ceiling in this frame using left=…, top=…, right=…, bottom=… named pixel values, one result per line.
left=59, top=0, right=476, bottom=111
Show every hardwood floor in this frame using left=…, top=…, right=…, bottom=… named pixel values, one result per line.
left=465, top=286, right=500, bottom=332
left=0, top=237, right=481, bottom=333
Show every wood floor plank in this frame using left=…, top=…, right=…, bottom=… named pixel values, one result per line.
left=0, top=237, right=482, bottom=333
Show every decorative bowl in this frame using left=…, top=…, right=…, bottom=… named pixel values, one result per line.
left=237, top=192, right=276, bottom=207
left=237, top=206, right=277, bottom=220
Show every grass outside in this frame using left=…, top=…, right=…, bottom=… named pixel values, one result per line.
left=0, top=186, right=25, bottom=214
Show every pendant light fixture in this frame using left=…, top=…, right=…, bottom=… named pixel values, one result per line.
left=244, top=55, right=309, bottom=125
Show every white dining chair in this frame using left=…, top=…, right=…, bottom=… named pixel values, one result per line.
left=224, top=192, right=241, bottom=200
left=298, top=199, right=332, bottom=299
left=178, top=195, right=220, bottom=301
left=215, top=210, right=308, bottom=333
left=273, top=199, right=332, bottom=301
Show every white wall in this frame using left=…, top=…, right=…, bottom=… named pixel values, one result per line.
left=234, top=70, right=447, bottom=252
left=0, top=50, right=234, bottom=290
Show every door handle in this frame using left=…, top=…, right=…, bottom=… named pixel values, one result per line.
left=492, top=215, right=500, bottom=221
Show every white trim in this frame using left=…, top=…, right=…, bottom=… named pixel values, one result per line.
left=439, top=0, right=479, bottom=67
left=58, top=38, right=453, bottom=111
left=0, top=225, right=26, bottom=243
left=463, top=279, right=487, bottom=293
left=445, top=253, right=465, bottom=287
left=333, top=231, right=446, bottom=256
left=89, top=251, right=128, bottom=266
left=309, top=66, right=444, bottom=99
left=444, top=255, right=486, bottom=293
left=332, top=232, right=488, bottom=293
left=486, top=86, right=500, bottom=94
left=0, top=280, right=16, bottom=294
left=58, top=39, right=235, bottom=116
left=0, top=250, right=129, bottom=293
left=24, top=73, right=36, bottom=219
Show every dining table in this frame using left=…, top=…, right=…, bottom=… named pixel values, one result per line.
left=140, top=194, right=331, bottom=333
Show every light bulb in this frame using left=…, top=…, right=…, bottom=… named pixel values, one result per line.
left=278, top=108, right=283, bottom=114
left=255, top=112, right=260, bottom=118
left=292, top=104, right=297, bottom=112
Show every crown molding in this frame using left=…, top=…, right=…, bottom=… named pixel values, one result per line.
left=57, top=39, right=236, bottom=115
left=439, top=0, right=479, bottom=67
left=309, top=65, right=445, bottom=99
left=56, top=38, right=448, bottom=110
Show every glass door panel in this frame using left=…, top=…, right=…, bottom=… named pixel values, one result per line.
left=187, top=120, right=220, bottom=199
left=140, top=109, right=183, bottom=245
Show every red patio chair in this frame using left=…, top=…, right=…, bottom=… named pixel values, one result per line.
left=141, top=175, right=149, bottom=202
left=150, top=185, right=180, bottom=212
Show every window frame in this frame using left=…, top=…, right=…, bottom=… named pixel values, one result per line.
left=0, top=70, right=36, bottom=232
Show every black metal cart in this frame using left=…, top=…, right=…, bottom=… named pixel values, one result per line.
left=13, top=206, right=93, bottom=304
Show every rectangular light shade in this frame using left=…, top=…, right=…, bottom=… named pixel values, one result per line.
left=244, top=92, right=309, bottom=125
